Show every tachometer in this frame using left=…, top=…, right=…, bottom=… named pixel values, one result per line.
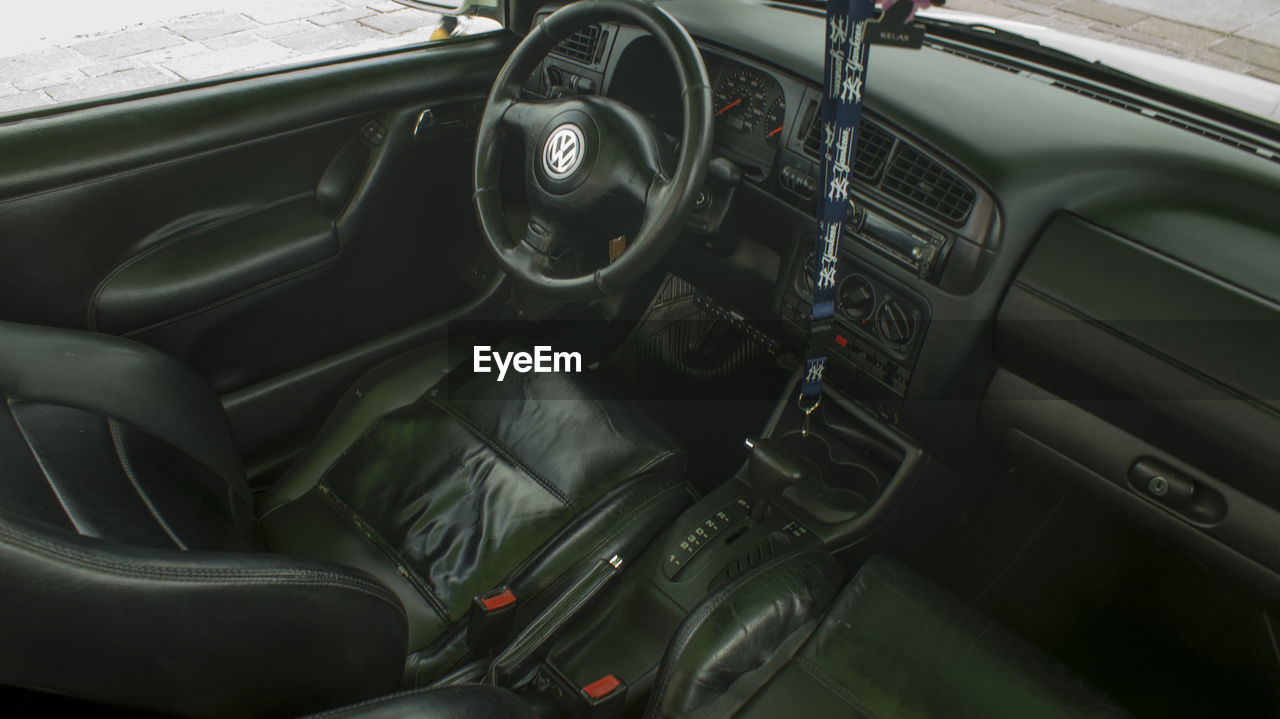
left=714, top=67, right=771, bottom=134
left=764, top=98, right=785, bottom=147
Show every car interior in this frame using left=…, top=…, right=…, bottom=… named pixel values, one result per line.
left=1, top=0, right=1278, bottom=717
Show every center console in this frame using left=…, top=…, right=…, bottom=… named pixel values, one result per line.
left=515, top=373, right=929, bottom=717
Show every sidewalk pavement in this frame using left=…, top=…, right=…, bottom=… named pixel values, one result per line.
left=0, top=0, right=443, bottom=114
left=1, top=0, right=1278, bottom=117
left=942, top=0, right=1280, bottom=84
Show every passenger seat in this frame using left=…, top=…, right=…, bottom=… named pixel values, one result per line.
left=314, top=554, right=1129, bottom=718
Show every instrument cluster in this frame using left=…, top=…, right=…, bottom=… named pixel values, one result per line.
left=709, top=60, right=787, bottom=162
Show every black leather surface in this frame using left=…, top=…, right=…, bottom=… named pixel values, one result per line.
left=0, top=510, right=407, bottom=718
left=0, top=319, right=694, bottom=713
left=647, top=550, right=843, bottom=718
left=0, top=34, right=510, bottom=403
left=91, top=194, right=337, bottom=337
left=734, top=556, right=1129, bottom=719
left=0, top=320, right=409, bottom=717
left=0, top=320, right=245, bottom=499
left=2, top=400, right=254, bottom=550
left=305, top=685, right=534, bottom=719
left=259, top=340, right=692, bottom=682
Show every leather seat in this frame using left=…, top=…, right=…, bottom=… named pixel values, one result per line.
left=0, top=321, right=692, bottom=717
left=322, top=554, right=1128, bottom=719
left=647, top=553, right=1130, bottom=718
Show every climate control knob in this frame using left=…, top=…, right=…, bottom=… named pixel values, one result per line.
left=876, top=299, right=916, bottom=346
left=838, top=276, right=875, bottom=321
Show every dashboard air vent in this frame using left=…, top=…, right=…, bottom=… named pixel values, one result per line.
left=551, top=25, right=606, bottom=65
left=802, top=108, right=896, bottom=182
left=882, top=145, right=976, bottom=224
left=852, top=121, right=895, bottom=182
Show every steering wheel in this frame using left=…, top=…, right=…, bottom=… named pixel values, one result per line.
left=473, top=0, right=713, bottom=300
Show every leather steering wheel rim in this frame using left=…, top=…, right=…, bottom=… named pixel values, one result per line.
left=473, top=0, right=713, bottom=300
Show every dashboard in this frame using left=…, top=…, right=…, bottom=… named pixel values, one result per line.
left=529, top=0, right=1280, bottom=617
left=529, top=15, right=1000, bottom=412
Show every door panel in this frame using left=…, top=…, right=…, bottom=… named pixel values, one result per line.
left=0, top=34, right=514, bottom=467
left=0, top=37, right=511, bottom=379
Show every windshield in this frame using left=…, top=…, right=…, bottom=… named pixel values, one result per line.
left=806, top=0, right=1280, bottom=124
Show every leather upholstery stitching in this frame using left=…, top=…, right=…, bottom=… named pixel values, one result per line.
left=4, top=395, right=86, bottom=534
left=793, top=657, right=882, bottom=719
left=256, top=409, right=401, bottom=524
left=107, top=417, right=188, bottom=551
left=424, top=392, right=576, bottom=510
left=629, top=448, right=684, bottom=478
left=0, top=521, right=405, bottom=614
left=315, top=481, right=452, bottom=623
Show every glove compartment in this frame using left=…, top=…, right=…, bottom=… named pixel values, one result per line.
left=981, top=212, right=1280, bottom=610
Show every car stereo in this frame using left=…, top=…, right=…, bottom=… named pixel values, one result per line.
left=848, top=206, right=951, bottom=281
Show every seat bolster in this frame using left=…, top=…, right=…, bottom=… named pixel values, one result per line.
left=646, top=550, right=844, bottom=719
left=0, top=511, right=408, bottom=719
left=0, top=320, right=242, bottom=488
left=304, top=685, right=534, bottom=719
left=259, top=340, right=468, bottom=515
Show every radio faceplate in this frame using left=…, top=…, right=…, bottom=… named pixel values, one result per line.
left=848, top=206, right=952, bottom=281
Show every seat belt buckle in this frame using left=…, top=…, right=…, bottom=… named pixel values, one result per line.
left=467, top=585, right=518, bottom=655
left=576, top=674, right=627, bottom=719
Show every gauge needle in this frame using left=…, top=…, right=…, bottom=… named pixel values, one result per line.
left=767, top=127, right=782, bottom=137
left=717, top=98, right=743, bottom=115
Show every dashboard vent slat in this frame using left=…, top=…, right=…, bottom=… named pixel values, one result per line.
left=852, top=121, right=895, bottom=182
left=802, top=109, right=896, bottom=182
left=551, top=25, right=605, bottom=65
left=882, top=145, right=976, bottom=224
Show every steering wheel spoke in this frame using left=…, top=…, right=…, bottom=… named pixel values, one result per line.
left=499, top=98, right=560, bottom=146
left=473, top=0, right=712, bottom=300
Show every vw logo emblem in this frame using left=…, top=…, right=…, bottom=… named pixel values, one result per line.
left=542, top=123, right=585, bottom=179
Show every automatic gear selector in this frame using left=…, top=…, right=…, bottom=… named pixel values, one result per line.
left=743, top=436, right=813, bottom=520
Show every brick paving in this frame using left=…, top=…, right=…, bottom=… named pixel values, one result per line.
left=0, top=1, right=1277, bottom=116
left=0, top=0, right=443, bottom=114
left=941, top=0, right=1280, bottom=85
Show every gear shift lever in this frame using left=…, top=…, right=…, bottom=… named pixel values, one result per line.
left=744, top=437, right=809, bottom=521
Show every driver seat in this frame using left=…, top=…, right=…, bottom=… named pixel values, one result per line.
left=0, top=320, right=692, bottom=717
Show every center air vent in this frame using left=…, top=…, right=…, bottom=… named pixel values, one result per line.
left=551, top=25, right=607, bottom=65
left=801, top=107, right=895, bottom=182
left=797, top=102, right=975, bottom=225
left=882, top=145, right=975, bottom=224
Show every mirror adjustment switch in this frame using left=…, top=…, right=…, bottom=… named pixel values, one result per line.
left=361, top=121, right=386, bottom=146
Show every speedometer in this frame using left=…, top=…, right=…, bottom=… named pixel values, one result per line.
left=714, top=67, right=772, bottom=134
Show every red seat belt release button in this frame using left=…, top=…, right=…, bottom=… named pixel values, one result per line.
left=578, top=674, right=626, bottom=718
left=468, top=585, right=518, bottom=655
left=480, top=587, right=516, bottom=611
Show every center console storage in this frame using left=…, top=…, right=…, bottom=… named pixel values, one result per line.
left=518, top=372, right=927, bottom=717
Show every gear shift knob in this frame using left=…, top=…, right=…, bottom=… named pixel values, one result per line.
left=744, top=437, right=808, bottom=520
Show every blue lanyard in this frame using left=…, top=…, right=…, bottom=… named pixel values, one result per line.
left=800, top=0, right=876, bottom=424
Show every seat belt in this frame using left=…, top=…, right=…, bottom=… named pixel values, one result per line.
left=800, top=0, right=928, bottom=432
